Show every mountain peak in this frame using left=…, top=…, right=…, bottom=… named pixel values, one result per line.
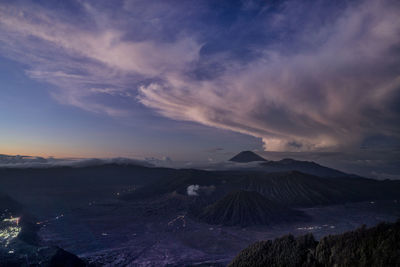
left=229, top=151, right=267, bottom=163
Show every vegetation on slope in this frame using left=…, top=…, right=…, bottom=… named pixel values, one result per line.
left=229, top=220, right=400, bottom=267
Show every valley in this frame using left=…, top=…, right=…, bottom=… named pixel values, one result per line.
left=0, top=153, right=399, bottom=265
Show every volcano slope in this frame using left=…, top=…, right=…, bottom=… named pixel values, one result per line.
left=259, top=158, right=349, bottom=177
left=121, top=168, right=400, bottom=229
left=122, top=169, right=400, bottom=208
left=197, top=190, right=307, bottom=227
left=229, top=151, right=268, bottom=163
left=229, top=151, right=349, bottom=177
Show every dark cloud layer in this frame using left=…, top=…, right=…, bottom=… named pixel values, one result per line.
left=0, top=154, right=153, bottom=168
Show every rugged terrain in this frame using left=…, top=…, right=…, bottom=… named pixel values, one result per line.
left=197, top=190, right=306, bottom=227
left=0, top=155, right=399, bottom=265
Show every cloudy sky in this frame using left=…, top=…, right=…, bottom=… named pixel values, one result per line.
left=0, top=0, right=399, bottom=176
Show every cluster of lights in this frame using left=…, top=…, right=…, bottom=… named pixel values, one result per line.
left=114, top=186, right=137, bottom=197
left=297, top=224, right=335, bottom=231
left=0, top=216, right=21, bottom=247
left=36, top=214, right=64, bottom=225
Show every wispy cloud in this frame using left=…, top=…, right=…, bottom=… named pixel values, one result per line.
left=0, top=2, right=200, bottom=115
left=138, top=0, right=400, bottom=151
left=0, top=0, right=399, bottom=152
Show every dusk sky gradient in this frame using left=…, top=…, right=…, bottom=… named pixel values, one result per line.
left=0, top=0, right=399, bottom=178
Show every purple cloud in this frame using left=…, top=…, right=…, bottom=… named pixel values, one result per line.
left=0, top=0, right=399, bottom=152
left=138, top=0, right=400, bottom=151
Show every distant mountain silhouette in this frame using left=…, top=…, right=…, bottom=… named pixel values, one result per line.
left=198, top=190, right=306, bottom=227
left=260, top=158, right=350, bottom=177
left=229, top=151, right=267, bottom=162
left=229, top=220, right=400, bottom=267
left=229, top=151, right=350, bottom=177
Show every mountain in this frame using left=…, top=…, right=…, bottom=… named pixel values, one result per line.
left=0, top=164, right=174, bottom=192
left=0, top=193, right=23, bottom=219
left=260, top=158, right=350, bottom=177
left=237, top=171, right=363, bottom=206
left=229, top=151, right=267, bottom=163
left=229, top=151, right=351, bottom=177
left=122, top=167, right=400, bottom=208
left=229, top=220, right=400, bottom=267
left=198, top=190, right=306, bottom=227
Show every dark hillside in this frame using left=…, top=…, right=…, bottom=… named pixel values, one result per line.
left=229, top=220, right=400, bottom=267
left=123, top=169, right=400, bottom=207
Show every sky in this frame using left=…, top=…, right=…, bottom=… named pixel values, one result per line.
left=0, top=0, right=399, bottom=177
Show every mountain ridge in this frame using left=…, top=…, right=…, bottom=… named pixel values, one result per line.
left=229, top=151, right=350, bottom=177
